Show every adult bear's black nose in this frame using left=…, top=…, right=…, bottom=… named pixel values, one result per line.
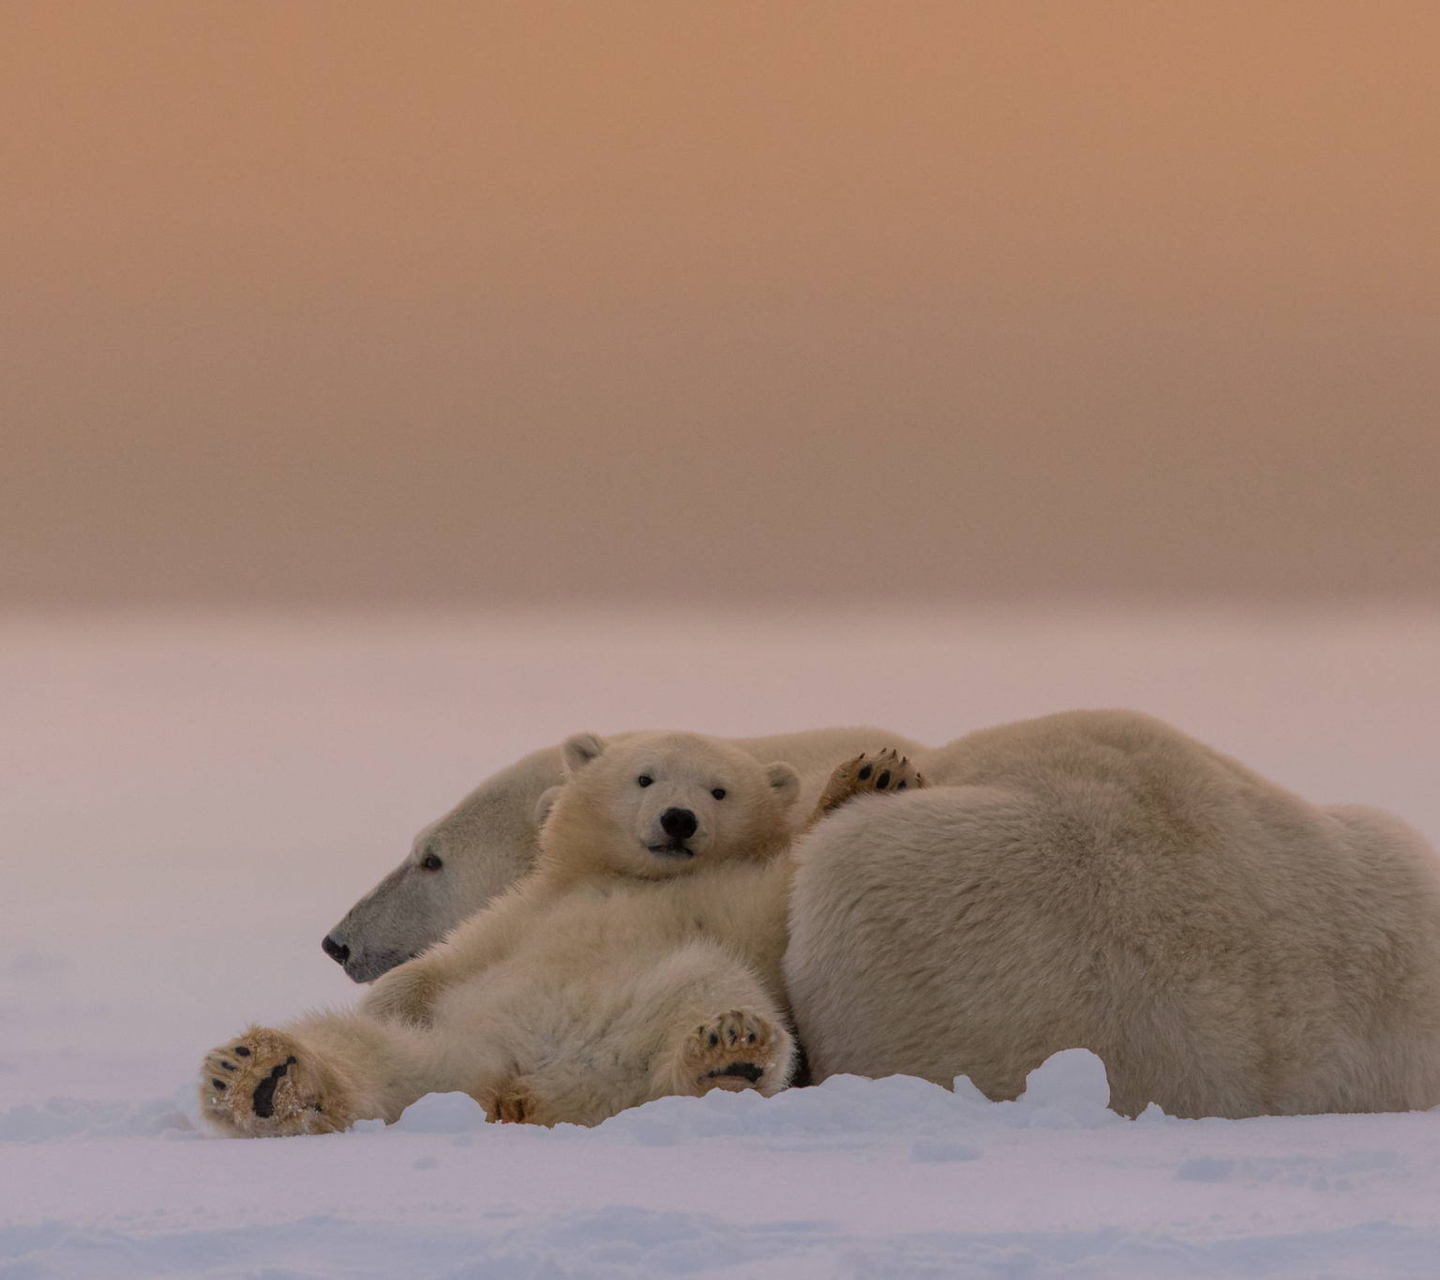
left=660, top=808, right=698, bottom=840
left=321, top=935, right=350, bottom=966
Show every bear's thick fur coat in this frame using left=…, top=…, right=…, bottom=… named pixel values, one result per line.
left=788, top=710, right=1440, bottom=1117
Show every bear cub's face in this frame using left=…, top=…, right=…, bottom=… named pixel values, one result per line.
left=542, top=732, right=800, bottom=880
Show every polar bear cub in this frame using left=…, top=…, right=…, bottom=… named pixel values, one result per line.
left=199, top=732, right=919, bottom=1136
left=359, top=728, right=806, bottom=1037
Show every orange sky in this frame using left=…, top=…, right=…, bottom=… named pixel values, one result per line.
left=3, top=1, right=1437, bottom=604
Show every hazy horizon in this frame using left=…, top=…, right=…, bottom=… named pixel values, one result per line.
left=4, top=1, right=1437, bottom=607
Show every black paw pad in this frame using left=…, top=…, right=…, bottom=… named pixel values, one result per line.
left=234, top=1046, right=252, bottom=1057
left=857, top=765, right=872, bottom=781
left=708, top=1062, right=764, bottom=1084
left=251, top=1058, right=294, bottom=1119
left=876, top=769, right=891, bottom=788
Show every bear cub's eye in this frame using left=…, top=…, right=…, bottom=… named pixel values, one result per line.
left=711, top=788, right=726, bottom=800
left=420, top=851, right=443, bottom=871
left=637, top=775, right=654, bottom=787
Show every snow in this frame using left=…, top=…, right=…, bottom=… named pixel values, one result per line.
left=4, top=605, right=1440, bottom=1278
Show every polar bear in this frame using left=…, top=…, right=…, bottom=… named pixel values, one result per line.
left=199, top=732, right=921, bottom=1135
left=787, top=710, right=1440, bottom=1118
left=323, top=710, right=1440, bottom=1120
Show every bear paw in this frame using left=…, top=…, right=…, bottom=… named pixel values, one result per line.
left=362, top=962, right=442, bottom=1027
left=679, top=1009, right=789, bottom=1096
left=472, top=1079, right=550, bottom=1126
left=199, top=1028, right=350, bottom=1138
left=815, top=747, right=926, bottom=819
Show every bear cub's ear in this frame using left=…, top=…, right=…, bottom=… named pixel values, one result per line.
left=562, top=732, right=607, bottom=776
left=765, top=761, right=800, bottom=809
left=532, top=784, right=563, bottom=829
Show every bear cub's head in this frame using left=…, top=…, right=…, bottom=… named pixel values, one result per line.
left=537, top=731, right=800, bottom=882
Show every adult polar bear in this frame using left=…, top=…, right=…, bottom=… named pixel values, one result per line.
left=325, top=712, right=1440, bottom=1119
left=788, top=711, right=1440, bottom=1119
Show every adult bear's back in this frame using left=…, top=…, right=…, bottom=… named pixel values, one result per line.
left=784, top=710, right=1440, bottom=1118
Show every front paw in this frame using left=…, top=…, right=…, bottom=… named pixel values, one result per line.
left=199, top=1027, right=351, bottom=1137
left=362, top=962, right=442, bottom=1027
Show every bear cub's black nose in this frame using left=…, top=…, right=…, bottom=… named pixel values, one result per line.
left=321, top=935, right=350, bottom=966
left=660, top=808, right=698, bottom=840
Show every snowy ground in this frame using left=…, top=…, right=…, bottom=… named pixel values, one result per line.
left=4, top=605, right=1440, bottom=1278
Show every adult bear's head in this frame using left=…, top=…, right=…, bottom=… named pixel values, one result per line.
left=538, top=731, right=799, bottom=882
left=320, top=743, right=567, bottom=982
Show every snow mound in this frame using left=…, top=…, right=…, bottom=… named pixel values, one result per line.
left=589, top=1049, right=1122, bottom=1145
left=386, top=1051, right=1127, bottom=1148
left=1001, top=1047, right=1124, bottom=1129
left=596, top=1070, right=972, bottom=1146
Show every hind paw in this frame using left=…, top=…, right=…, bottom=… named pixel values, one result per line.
left=679, top=1009, right=791, bottom=1096
left=472, top=1079, right=551, bottom=1127
left=199, top=1028, right=350, bottom=1137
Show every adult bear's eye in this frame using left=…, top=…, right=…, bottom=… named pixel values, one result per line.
left=420, top=850, right=443, bottom=871
left=711, top=788, right=726, bottom=800
left=637, top=775, right=653, bottom=787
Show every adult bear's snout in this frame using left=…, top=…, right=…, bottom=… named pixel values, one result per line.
left=660, top=808, right=698, bottom=840
left=321, top=934, right=351, bottom=966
